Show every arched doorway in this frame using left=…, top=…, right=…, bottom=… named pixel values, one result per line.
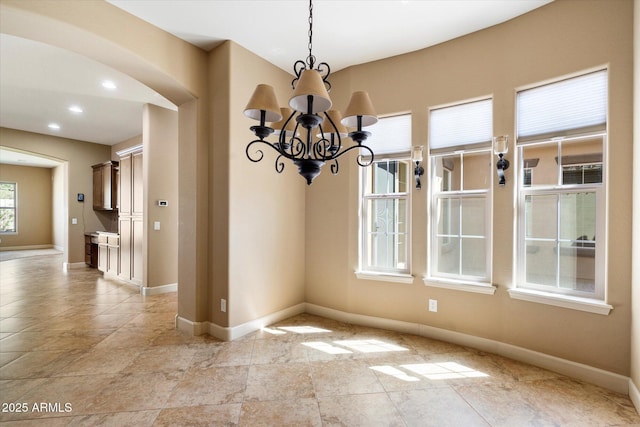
left=0, top=0, right=208, bottom=328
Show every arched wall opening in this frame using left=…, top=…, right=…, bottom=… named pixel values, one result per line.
left=0, top=0, right=209, bottom=324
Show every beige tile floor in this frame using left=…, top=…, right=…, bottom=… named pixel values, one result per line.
left=1, top=252, right=639, bottom=426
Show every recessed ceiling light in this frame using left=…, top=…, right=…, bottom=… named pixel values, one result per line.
left=69, top=105, right=83, bottom=113
left=48, top=123, right=61, bottom=130
left=102, top=80, right=117, bottom=90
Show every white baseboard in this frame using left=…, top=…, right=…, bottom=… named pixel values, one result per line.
left=305, top=303, right=630, bottom=395
left=175, top=303, right=306, bottom=341
left=218, top=303, right=306, bottom=341
left=141, top=282, right=177, bottom=296
left=174, top=301, right=631, bottom=396
left=630, top=379, right=640, bottom=415
left=63, top=261, right=88, bottom=271
left=176, top=315, right=208, bottom=336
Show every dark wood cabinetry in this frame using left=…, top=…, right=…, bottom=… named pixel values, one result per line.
left=85, top=234, right=98, bottom=267
left=92, top=161, right=119, bottom=211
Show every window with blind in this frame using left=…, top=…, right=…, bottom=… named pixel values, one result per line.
left=359, top=114, right=412, bottom=277
left=428, top=99, right=493, bottom=289
left=514, top=69, right=607, bottom=305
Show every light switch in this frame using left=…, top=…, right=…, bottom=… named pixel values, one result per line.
left=154, top=221, right=161, bottom=230
left=72, top=218, right=78, bottom=225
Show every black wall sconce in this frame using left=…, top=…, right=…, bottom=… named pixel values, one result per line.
left=412, top=146, right=425, bottom=189
left=494, top=135, right=510, bottom=185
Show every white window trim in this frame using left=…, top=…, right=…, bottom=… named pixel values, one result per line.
left=423, top=276, right=496, bottom=295
left=514, top=136, right=607, bottom=303
left=508, top=288, right=612, bottom=315
left=428, top=150, right=493, bottom=288
left=359, top=153, right=412, bottom=277
left=355, top=271, right=415, bottom=284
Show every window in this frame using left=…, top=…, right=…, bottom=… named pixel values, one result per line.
left=428, top=99, right=493, bottom=289
left=514, top=70, right=608, bottom=309
left=361, top=159, right=410, bottom=273
left=0, top=182, right=17, bottom=233
left=359, top=114, right=412, bottom=278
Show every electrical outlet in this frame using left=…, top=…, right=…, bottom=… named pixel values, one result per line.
left=220, top=299, right=227, bottom=312
left=428, top=299, right=438, bottom=312
left=71, top=218, right=78, bottom=225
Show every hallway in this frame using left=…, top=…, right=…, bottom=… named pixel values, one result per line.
left=0, top=253, right=638, bottom=426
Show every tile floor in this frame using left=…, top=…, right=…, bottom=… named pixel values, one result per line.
left=1, top=252, right=639, bottom=426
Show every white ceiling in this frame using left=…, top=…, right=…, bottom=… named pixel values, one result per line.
left=0, top=0, right=552, bottom=166
left=107, top=0, right=552, bottom=73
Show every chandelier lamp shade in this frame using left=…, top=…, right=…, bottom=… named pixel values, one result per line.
left=243, top=0, right=377, bottom=185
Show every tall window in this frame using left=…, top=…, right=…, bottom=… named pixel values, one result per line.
left=429, top=99, right=493, bottom=285
left=359, top=114, right=411, bottom=276
left=515, top=69, right=607, bottom=300
left=0, top=182, right=17, bottom=233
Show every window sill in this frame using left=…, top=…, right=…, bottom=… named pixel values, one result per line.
left=508, top=288, right=612, bottom=315
left=423, top=277, right=497, bottom=295
left=355, top=271, right=415, bottom=284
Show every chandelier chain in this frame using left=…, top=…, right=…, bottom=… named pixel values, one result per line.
left=307, top=0, right=314, bottom=69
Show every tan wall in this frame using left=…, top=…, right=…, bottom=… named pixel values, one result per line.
left=631, top=0, right=639, bottom=406
left=210, top=41, right=306, bottom=327
left=306, top=0, right=634, bottom=376
left=0, top=128, right=112, bottom=263
left=0, top=164, right=52, bottom=248
left=143, top=104, right=178, bottom=288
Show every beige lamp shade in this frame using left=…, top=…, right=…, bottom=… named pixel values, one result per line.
left=271, top=107, right=298, bottom=137
left=289, top=70, right=332, bottom=113
left=320, top=110, right=348, bottom=137
left=341, top=91, right=378, bottom=128
left=244, top=84, right=282, bottom=122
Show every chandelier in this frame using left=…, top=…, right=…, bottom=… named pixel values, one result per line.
left=243, top=0, right=377, bottom=185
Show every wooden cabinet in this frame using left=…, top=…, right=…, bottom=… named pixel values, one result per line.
left=92, top=161, right=119, bottom=211
left=97, top=232, right=119, bottom=277
left=118, top=150, right=143, bottom=286
left=84, top=234, right=98, bottom=267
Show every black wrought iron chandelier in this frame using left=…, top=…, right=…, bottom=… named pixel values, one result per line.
left=243, top=0, right=377, bottom=185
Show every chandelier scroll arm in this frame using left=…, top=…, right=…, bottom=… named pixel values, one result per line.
left=330, top=159, right=339, bottom=175
left=274, top=154, right=286, bottom=174
left=323, top=143, right=375, bottom=167
left=246, top=138, right=297, bottom=163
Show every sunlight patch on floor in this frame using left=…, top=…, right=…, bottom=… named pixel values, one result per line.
left=370, top=365, right=421, bottom=382
left=370, top=362, right=489, bottom=382
left=278, top=326, right=332, bottom=334
left=403, top=362, right=489, bottom=380
left=334, top=339, right=408, bottom=353
left=301, top=339, right=409, bottom=355
left=302, top=341, right=353, bottom=354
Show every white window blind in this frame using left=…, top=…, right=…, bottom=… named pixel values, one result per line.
left=516, top=70, right=607, bottom=142
left=364, top=114, right=412, bottom=154
left=429, top=99, right=492, bottom=152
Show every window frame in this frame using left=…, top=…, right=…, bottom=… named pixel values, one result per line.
left=511, top=68, right=611, bottom=314
left=358, top=153, right=412, bottom=279
left=425, top=97, right=495, bottom=293
left=515, top=135, right=606, bottom=300
left=0, top=181, right=17, bottom=234
left=428, top=148, right=493, bottom=288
